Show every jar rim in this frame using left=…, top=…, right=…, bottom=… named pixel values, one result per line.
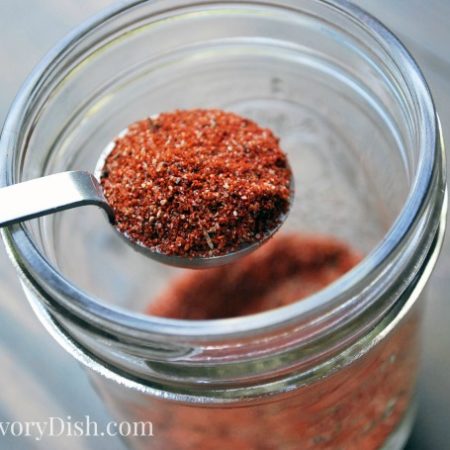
left=0, top=0, right=442, bottom=341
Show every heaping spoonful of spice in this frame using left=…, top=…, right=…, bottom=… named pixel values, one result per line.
left=0, top=109, right=293, bottom=268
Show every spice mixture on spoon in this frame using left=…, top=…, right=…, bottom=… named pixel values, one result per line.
left=100, top=109, right=292, bottom=257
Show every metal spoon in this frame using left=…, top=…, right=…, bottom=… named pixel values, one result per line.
left=0, top=138, right=292, bottom=269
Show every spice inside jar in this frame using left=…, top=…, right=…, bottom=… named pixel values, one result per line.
left=100, top=109, right=292, bottom=258
left=147, top=233, right=361, bottom=319
left=142, top=234, right=418, bottom=450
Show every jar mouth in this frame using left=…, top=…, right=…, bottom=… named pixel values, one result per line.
left=0, top=0, right=442, bottom=341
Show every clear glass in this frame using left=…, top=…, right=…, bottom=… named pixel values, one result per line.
left=0, top=1, right=446, bottom=449
left=90, top=303, right=422, bottom=449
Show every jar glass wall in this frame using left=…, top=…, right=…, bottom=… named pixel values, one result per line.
left=0, top=1, right=446, bottom=449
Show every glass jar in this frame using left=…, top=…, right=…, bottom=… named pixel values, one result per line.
left=0, top=1, right=446, bottom=449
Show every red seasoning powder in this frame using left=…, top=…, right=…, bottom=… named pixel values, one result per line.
left=100, top=109, right=292, bottom=257
left=147, top=233, right=361, bottom=319
left=137, top=235, right=418, bottom=450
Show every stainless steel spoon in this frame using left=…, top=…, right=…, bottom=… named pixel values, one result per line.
left=0, top=137, right=292, bottom=269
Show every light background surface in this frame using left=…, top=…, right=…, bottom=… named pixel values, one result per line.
left=0, top=1, right=449, bottom=448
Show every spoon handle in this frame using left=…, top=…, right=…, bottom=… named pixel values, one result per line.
left=0, top=171, right=114, bottom=227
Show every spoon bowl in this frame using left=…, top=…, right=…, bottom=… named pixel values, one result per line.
left=94, top=124, right=294, bottom=268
